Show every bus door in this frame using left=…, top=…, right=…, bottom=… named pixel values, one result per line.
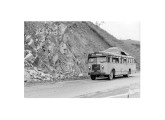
left=112, top=56, right=120, bottom=75
left=119, top=57, right=122, bottom=74
left=123, top=57, right=127, bottom=74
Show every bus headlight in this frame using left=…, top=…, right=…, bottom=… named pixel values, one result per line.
left=89, top=66, right=91, bottom=70
left=101, top=65, right=104, bottom=69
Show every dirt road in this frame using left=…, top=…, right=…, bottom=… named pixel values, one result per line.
left=24, top=73, right=140, bottom=98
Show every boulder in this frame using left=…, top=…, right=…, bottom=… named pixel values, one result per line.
left=24, top=70, right=31, bottom=82
left=78, top=73, right=83, bottom=77
left=53, top=54, right=58, bottom=65
left=24, top=51, right=33, bottom=62
left=60, top=42, right=67, bottom=54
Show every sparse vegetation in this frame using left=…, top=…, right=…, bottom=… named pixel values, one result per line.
left=24, top=21, right=140, bottom=83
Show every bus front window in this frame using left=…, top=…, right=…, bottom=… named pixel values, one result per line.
left=88, top=57, right=107, bottom=63
left=88, top=58, right=96, bottom=63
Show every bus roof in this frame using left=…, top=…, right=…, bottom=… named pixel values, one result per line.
left=89, top=47, right=134, bottom=58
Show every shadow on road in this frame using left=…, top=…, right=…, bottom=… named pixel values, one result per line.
left=95, top=75, right=134, bottom=81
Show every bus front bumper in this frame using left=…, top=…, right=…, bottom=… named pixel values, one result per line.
left=88, top=71, right=106, bottom=76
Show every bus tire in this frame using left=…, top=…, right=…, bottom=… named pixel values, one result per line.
left=90, top=75, right=96, bottom=80
left=108, top=70, right=114, bottom=80
left=123, top=69, right=131, bottom=77
left=123, top=74, right=128, bottom=77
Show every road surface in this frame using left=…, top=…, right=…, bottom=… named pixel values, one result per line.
left=24, top=73, right=140, bottom=98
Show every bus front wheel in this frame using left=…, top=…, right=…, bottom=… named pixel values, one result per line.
left=108, top=71, right=114, bottom=80
left=90, top=75, right=96, bottom=80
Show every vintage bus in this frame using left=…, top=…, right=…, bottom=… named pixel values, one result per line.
left=88, top=48, right=136, bottom=80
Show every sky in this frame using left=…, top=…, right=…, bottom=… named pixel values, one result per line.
left=95, top=21, right=140, bottom=41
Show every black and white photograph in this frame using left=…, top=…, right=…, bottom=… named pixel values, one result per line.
left=24, top=21, right=140, bottom=98
left=2, top=0, right=165, bottom=120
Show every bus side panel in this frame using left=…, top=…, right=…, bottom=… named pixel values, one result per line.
left=104, top=63, right=114, bottom=75
left=121, top=63, right=127, bottom=75
left=131, top=64, right=136, bottom=73
left=127, top=63, right=136, bottom=74
left=120, top=63, right=125, bottom=75
left=114, top=63, right=122, bottom=75
left=102, top=63, right=108, bottom=74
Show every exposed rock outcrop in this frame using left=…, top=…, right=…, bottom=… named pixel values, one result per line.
left=24, top=21, right=140, bottom=82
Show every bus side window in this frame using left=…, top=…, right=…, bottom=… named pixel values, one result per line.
left=107, top=57, right=109, bottom=62
left=112, top=56, right=117, bottom=63
left=110, top=57, right=112, bottom=63
left=121, top=58, right=123, bottom=64
left=107, top=56, right=110, bottom=63
left=112, top=57, right=115, bottom=63
left=116, top=58, right=119, bottom=63
left=124, top=58, right=127, bottom=64
left=119, top=57, right=121, bottom=63
left=116, top=57, right=120, bottom=63
left=112, top=57, right=119, bottom=63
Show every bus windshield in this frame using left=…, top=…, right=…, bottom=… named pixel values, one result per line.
left=88, top=56, right=106, bottom=63
left=88, top=57, right=96, bottom=63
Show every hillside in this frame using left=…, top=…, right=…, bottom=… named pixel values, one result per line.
left=85, top=22, right=140, bottom=69
left=24, top=21, right=140, bottom=82
left=116, top=39, right=140, bottom=70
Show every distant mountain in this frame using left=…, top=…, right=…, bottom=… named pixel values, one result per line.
left=24, top=21, right=140, bottom=81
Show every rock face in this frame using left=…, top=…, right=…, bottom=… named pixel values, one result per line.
left=24, top=21, right=140, bottom=82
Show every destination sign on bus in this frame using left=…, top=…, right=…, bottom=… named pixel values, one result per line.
left=95, top=54, right=102, bottom=56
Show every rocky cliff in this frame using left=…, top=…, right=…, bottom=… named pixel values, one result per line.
left=24, top=21, right=140, bottom=82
